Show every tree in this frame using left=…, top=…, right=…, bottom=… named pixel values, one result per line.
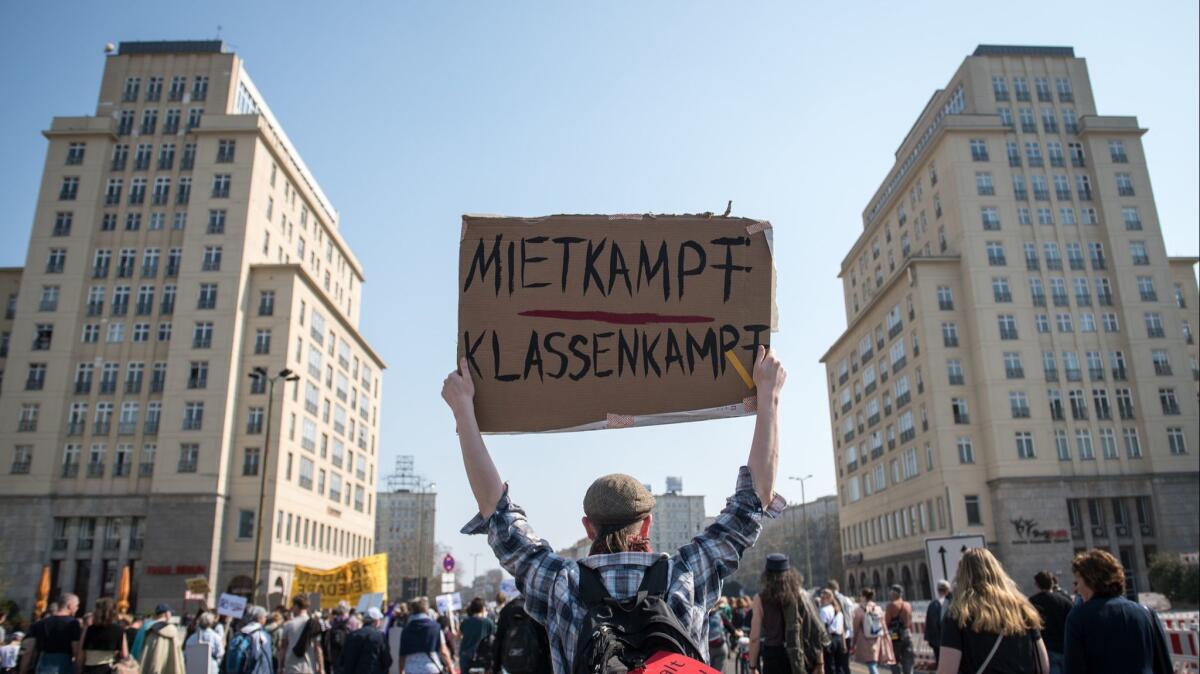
left=1148, top=553, right=1199, bottom=607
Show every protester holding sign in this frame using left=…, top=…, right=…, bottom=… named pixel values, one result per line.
left=443, top=338, right=787, bottom=674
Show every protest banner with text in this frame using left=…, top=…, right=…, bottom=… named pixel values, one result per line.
left=289, top=553, right=387, bottom=609
left=458, top=213, right=776, bottom=433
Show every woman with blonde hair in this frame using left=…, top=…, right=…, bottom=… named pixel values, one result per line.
left=936, top=548, right=1049, bottom=674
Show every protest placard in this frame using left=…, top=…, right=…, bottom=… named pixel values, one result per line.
left=458, top=214, right=776, bottom=432
left=216, top=593, right=247, bottom=619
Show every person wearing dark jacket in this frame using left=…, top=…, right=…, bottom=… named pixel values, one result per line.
left=922, top=580, right=949, bottom=667
left=492, top=597, right=551, bottom=674
left=1064, top=550, right=1168, bottom=674
left=1029, top=571, right=1073, bottom=674
left=339, top=609, right=392, bottom=674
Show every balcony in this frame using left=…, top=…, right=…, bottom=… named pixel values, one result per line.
left=11, top=460, right=31, bottom=474
left=61, top=462, right=79, bottom=477
left=1032, top=294, right=1046, bottom=307
left=1071, top=156, right=1086, bottom=168
left=892, top=357, right=907, bottom=373
left=182, top=418, right=203, bottom=431
left=67, top=421, right=85, bottom=435
left=92, top=265, right=110, bottom=279
left=135, top=302, right=154, bottom=316
left=1154, top=363, right=1173, bottom=376
left=99, top=381, right=116, bottom=394
left=86, top=462, right=104, bottom=478
left=1147, top=327, right=1165, bottom=338
left=1112, top=368, right=1127, bottom=381
left=953, top=411, right=970, bottom=425
left=888, top=322, right=903, bottom=339
left=124, top=380, right=142, bottom=394
left=1006, top=366, right=1025, bottom=379
left=94, top=421, right=111, bottom=435
left=1009, top=155, right=1022, bottom=167
left=948, top=374, right=965, bottom=386
left=1065, top=368, right=1082, bottom=382
left=118, top=422, right=137, bottom=435
left=1089, top=368, right=1105, bottom=380
left=144, top=419, right=159, bottom=435
left=1044, top=369, right=1059, bottom=382
left=1140, top=290, right=1158, bottom=302
left=900, top=428, right=916, bottom=443
left=17, top=419, right=37, bottom=432
left=1012, top=407, right=1031, bottom=419
left=150, top=378, right=166, bottom=393
left=1078, top=188, right=1093, bottom=201
left=111, top=302, right=128, bottom=316
left=1162, top=402, right=1180, bottom=416
left=1098, top=293, right=1113, bottom=306
left=160, top=299, right=174, bottom=315
left=181, top=156, right=194, bottom=170
left=139, top=462, right=154, bottom=477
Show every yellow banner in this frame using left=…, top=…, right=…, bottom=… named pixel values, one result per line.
left=289, top=553, right=387, bottom=609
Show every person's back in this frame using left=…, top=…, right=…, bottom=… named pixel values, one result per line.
left=443, top=348, right=789, bottom=674
left=493, top=597, right=551, bottom=674
left=280, top=599, right=322, bottom=674
left=1063, top=595, right=1155, bottom=674
left=1029, top=590, right=1072, bottom=655
left=457, top=600, right=495, bottom=672
left=340, top=614, right=390, bottom=674
left=141, top=619, right=184, bottom=674
left=325, top=616, right=351, bottom=674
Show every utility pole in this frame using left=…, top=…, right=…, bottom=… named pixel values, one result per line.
left=249, top=367, right=299, bottom=606
left=789, top=475, right=814, bottom=586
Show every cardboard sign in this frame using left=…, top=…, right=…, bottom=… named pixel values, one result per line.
left=356, top=592, right=384, bottom=613
left=216, top=593, right=247, bottom=619
left=458, top=214, right=776, bottom=433
left=290, top=553, right=388, bottom=609
left=435, top=592, right=463, bottom=615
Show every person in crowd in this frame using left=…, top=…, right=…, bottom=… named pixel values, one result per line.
left=1, top=633, right=23, bottom=674
left=434, top=616, right=456, bottom=665
left=139, top=604, right=185, bottom=674
left=935, top=548, right=1048, bottom=674
left=122, top=617, right=141, bottom=661
left=747, top=554, right=827, bottom=674
left=0, top=611, right=8, bottom=646
left=824, top=581, right=855, bottom=649
left=78, top=598, right=128, bottom=674
left=24, top=592, right=82, bottom=674
left=233, top=606, right=276, bottom=674
left=883, top=586, right=913, bottom=674
left=130, top=606, right=167, bottom=663
left=706, top=606, right=729, bottom=672
left=1029, top=571, right=1073, bottom=674
left=442, top=347, right=788, bottom=674
left=279, top=596, right=324, bottom=674
left=492, top=594, right=551, bottom=674
left=338, top=609, right=390, bottom=674
left=456, top=598, right=495, bottom=674
left=325, top=606, right=354, bottom=674
left=397, top=600, right=454, bottom=674
left=1063, top=549, right=1165, bottom=674
left=817, top=589, right=848, bottom=674
left=851, top=589, right=893, bottom=674
left=184, top=612, right=222, bottom=674
left=923, top=580, right=950, bottom=668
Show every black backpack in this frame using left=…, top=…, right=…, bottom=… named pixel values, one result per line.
left=325, top=622, right=350, bottom=668
left=572, top=558, right=704, bottom=674
left=501, top=599, right=549, bottom=674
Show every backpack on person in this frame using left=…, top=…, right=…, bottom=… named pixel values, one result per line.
left=781, top=595, right=829, bottom=674
left=501, top=600, right=549, bottom=674
left=572, top=558, right=704, bottom=674
left=324, top=622, right=350, bottom=669
left=220, top=633, right=257, bottom=674
left=864, top=605, right=885, bottom=639
left=468, top=628, right=496, bottom=673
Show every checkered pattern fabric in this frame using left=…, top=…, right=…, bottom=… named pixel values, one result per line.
left=461, top=466, right=786, bottom=674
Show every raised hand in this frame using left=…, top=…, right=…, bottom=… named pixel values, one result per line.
left=751, top=345, right=786, bottom=401
left=441, top=357, right=476, bottom=418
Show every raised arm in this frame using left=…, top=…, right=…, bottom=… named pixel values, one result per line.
left=748, top=346, right=786, bottom=507
left=442, top=358, right=504, bottom=518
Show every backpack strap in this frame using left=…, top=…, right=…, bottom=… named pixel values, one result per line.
left=577, top=562, right=613, bottom=608
left=636, top=558, right=671, bottom=597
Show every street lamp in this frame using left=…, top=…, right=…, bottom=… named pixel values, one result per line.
left=789, top=475, right=814, bottom=587
left=249, top=366, right=299, bottom=606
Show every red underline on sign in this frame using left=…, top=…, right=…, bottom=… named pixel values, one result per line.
left=518, top=310, right=715, bottom=325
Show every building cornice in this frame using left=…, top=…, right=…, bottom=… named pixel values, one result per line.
left=820, top=255, right=961, bottom=363
left=250, top=263, right=387, bottom=369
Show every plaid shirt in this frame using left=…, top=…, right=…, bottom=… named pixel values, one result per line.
left=461, top=466, right=785, bottom=674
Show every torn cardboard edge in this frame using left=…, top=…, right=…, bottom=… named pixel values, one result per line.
left=482, top=397, right=758, bottom=435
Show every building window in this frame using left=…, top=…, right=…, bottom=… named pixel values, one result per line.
left=211, top=174, right=231, bottom=198
left=59, top=176, right=79, bottom=201
left=937, top=286, right=953, bottom=310
left=1015, top=431, right=1036, bottom=459
left=237, top=510, right=254, bottom=539
left=178, top=443, right=199, bottom=472
left=998, top=314, right=1018, bottom=340
left=969, top=139, right=989, bottom=162
left=1159, top=388, right=1180, bottom=415
left=259, top=291, right=275, bottom=316
left=1167, top=427, right=1188, bottom=455
left=951, top=397, right=969, bottom=424
left=182, top=403, right=204, bottom=431
left=965, top=495, right=982, bottom=525
left=1055, top=430, right=1070, bottom=460
left=216, top=140, right=236, bottom=163
left=1115, top=173, right=1135, bottom=197
left=1076, top=430, right=1095, bottom=460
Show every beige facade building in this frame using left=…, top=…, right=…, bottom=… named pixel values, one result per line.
left=648, top=479, right=707, bottom=554
left=376, top=489, right=437, bottom=601
left=0, top=41, right=386, bottom=614
left=821, top=45, right=1198, bottom=599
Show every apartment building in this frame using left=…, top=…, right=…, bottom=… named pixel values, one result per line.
left=648, top=478, right=707, bottom=554
left=821, top=45, right=1198, bottom=599
left=0, top=41, right=386, bottom=613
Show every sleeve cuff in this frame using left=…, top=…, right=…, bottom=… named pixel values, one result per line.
left=459, top=484, right=513, bottom=535
left=734, top=465, right=787, bottom=518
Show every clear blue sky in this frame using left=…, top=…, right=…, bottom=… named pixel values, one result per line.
left=2, top=1, right=1197, bottom=583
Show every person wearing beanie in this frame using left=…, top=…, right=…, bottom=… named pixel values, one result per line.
left=443, top=347, right=788, bottom=674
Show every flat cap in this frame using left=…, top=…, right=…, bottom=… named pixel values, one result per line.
left=584, top=474, right=656, bottom=527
